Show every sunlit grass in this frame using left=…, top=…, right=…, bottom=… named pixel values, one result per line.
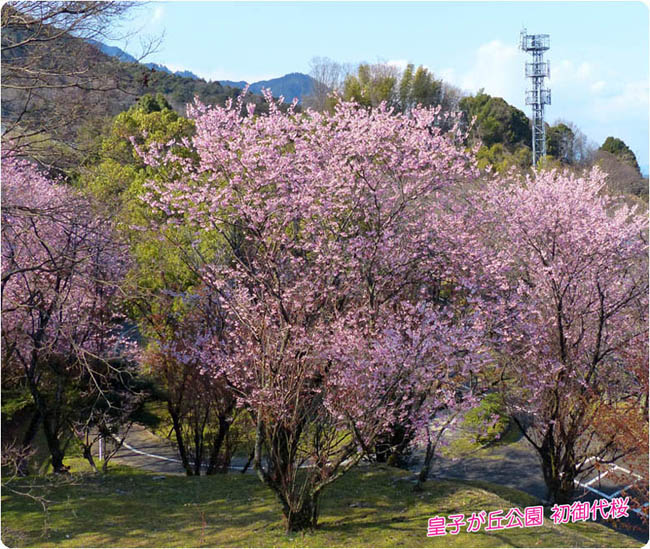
left=1, top=464, right=642, bottom=548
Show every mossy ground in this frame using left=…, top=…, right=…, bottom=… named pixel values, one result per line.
left=1, top=462, right=642, bottom=548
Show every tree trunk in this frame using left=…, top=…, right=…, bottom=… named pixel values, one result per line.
left=26, top=363, right=68, bottom=474
left=539, top=434, right=575, bottom=504
left=17, top=409, right=41, bottom=476
left=168, top=405, right=196, bottom=476
left=254, top=417, right=322, bottom=532
left=374, top=439, right=391, bottom=463
left=206, top=415, right=231, bottom=475
left=241, top=450, right=254, bottom=474
left=415, top=439, right=435, bottom=492
left=284, top=492, right=320, bottom=532
left=541, top=457, right=575, bottom=504
left=375, top=424, right=411, bottom=467
left=82, top=444, right=99, bottom=473
left=387, top=427, right=413, bottom=469
left=42, top=414, right=68, bottom=474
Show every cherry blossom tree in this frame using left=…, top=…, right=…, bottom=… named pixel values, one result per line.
left=1, top=152, right=132, bottom=473
left=471, top=167, right=648, bottom=504
left=141, top=290, right=241, bottom=476
left=137, top=93, right=486, bottom=531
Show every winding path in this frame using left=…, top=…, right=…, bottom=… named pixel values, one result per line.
left=109, top=424, right=252, bottom=474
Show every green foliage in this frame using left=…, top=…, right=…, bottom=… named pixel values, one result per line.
left=535, top=154, right=565, bottom=172
left=341, top=63, right=444, bottom=114
left=460, top=91, right=531, bottom=152
left=342, top=73, right=366, bottom=105
left=476, top=143, right=532, bottom=173
left=1, top=388, right=33, bottom=421
left=119, top=63, right=242, bottom=112
left=398, top=63, right=414, bottom=109
left=137, top=92, right=173, bottom=113
left=85, top=93, right=194, bottom=202
left=82, top=95, right=203, bottom=326
left=599, top=136, right=641, bottom=173
left=463, top=393, right=510, bottom=445
left=546, top=123, right=575, bottom=163
left=409, top=65, right=442, bottom=108
left=342, top=63, right=398, bottom=108
left=81, top=99, right=234, bottom=479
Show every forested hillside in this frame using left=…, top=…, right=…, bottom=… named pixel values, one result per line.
left=1, top=5, right=273, bottom=171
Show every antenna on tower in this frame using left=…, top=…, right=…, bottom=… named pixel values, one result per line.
left=520, top=28, right=551, bottom=166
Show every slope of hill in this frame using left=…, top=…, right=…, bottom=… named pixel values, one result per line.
left=143, top=62, right=201, bottom=81
left=88, top=40, right=315, bottom=102
left=1, top=25, right=273, bottom=170
left=87, top=39, right=138, bottom=63
left=1, top=463, right=641, bottom=547
left=87, top=40, right=201, bottom=80
left=220, top=79, right=248, bottom=89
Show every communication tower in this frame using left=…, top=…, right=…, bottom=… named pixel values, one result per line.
left=520, top=28, right=551, bottom=166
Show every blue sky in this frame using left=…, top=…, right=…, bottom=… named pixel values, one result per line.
left=113, top=1, right=649, bottom=171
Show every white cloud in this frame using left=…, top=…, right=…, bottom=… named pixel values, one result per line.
left=575, top=62, right=594, bottom=81
left=438, top=67, right=457, bottom=84
left=542, top=56, right=647, bottom=166
left=439, top=40, right=524, bottom=105
left=590, top=80, right=606, bottom=93
left=387, top=59, right=410, bottom=71
left=550, top=59, right=597, bottom=88
left=152, top=6, right=165, bottom=22
left=549, top=60, right=570, bottom=87
left=591, top=79, right=649, bottom=121
left=549, top=58, right=648, bottom=122
left=443, top=42, right=647, bottom=124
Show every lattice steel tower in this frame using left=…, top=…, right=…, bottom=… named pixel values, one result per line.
left=520, top=29, right=551, bottom=166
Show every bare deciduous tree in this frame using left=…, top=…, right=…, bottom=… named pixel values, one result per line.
left=1, top=1, right=160, bottom=170
left=304, top=56, right=352, bottom=111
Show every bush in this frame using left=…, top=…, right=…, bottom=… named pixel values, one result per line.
left=463, top=393, right=509, bottom=445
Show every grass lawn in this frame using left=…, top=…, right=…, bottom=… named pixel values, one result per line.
left=1, top=462, right=643, bottom=548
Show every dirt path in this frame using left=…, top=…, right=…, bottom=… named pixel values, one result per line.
left=108, top=425, right=251, bottom=475
left=111, top=423, right=637, bottom=503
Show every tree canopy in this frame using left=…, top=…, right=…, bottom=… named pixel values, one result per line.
left=459, top=91, right=531, bottom=150
left=599, top=136, right=641, bottom=173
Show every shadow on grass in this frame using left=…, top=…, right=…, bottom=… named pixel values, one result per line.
left=2, top=464, right=643, bottom=548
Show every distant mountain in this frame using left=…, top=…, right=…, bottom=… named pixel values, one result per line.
left=220, top=80, right=248, bottom=89
left=87, top=38, right=138, bottom=63
left=86, top=39, right=138, bottom=64
left=143, top=62, right=201, bottom=81
left=88, top=40, right=314, bottom=102
left=78, top=40, right=289, bottom=116
left=87, top=40, right=201, bottom=80
left=221, top=73, right=316, bottom=103
left=175, top=70, right=201, bottom=80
